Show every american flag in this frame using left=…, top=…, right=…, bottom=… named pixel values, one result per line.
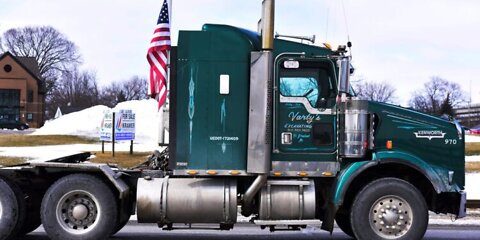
left=147, top=0, right=171, bottom=109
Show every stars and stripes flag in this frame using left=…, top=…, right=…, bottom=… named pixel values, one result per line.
left=147, top=0, right=171, bottom=109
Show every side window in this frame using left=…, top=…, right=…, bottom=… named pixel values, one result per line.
left=280, top=76, right=319, bottom=107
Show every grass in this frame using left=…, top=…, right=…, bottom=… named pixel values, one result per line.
left=466, top=142, right=480, bottom=156
left=0, top=156, right=28, bottom=166
left=0, top=135, right=97, bottom=147
left=89, top=151, right=151, bottom=168
left=466, top=162, right=480, bottom=173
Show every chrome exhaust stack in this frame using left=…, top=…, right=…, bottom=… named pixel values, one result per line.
left=244, top=0, right=275, bottom=215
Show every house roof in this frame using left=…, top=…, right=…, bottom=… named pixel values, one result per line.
left=0, top=51, right=46, bottom=94
left=58, top=106, right=86, bottom=115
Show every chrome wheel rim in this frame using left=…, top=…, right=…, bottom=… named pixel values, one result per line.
left=0, top=198, right=3, bottom=220
left=56, top=190, right=100, bottom=234
left=369, top=195, right=413, bottom=239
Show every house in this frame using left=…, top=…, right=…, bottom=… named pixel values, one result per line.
left=54, top=105, right=86, bottom=119
left=0, top=52, right=45, bottom=128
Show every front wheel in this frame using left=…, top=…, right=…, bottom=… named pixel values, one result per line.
left=335, top=210, right=354, bottom=238
left=41, top=174, right=118, bottom=240
left=350, top=178, right=428, bottom=240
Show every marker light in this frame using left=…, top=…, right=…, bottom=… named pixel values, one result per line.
left=386, top=140, right=393, bottom=150
left=273, top=171, right=282, bottom=176
left=322, top=171, right=333, bottom=177
left=206, top=170, right=218, bottom=175
left=283, top=60, right=299, bottom=69
left=186, top=170, right=198, bottom=175
left=298, top=171, right=308, bottom=177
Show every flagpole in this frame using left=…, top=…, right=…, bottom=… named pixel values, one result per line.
left=157, top=0, right=172, bottom=147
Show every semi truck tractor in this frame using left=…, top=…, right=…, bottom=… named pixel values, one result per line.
left=0, top=1, right=466, bottom=239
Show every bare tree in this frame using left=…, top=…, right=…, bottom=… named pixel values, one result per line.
left=100, top=76, right=148, bottom=107
left=46, top=68, right=100, bottom=118
left=409, top=76, right=466, bottom=116
left=0, top=26, right=81, bottom=94
left=354, top=80, right=397, bottom=103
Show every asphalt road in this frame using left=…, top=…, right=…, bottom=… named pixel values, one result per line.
left=23, top=223, right=480, bottom=240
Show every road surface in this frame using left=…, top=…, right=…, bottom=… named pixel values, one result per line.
left=23, top=223, right=480, bottom=240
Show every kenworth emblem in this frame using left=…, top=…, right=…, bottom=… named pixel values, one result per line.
left=413, top=130, right=446, bottom=140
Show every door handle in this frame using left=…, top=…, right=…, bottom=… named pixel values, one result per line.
left=281, top=132, right=292, bottom=145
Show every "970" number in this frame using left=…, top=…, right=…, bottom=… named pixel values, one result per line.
left=445, top=139, right=457, bottom=144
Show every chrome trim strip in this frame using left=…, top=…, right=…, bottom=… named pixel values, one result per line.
left=254, top=219, right=321, bottom=226
left=271, top=161, right=339, bottom=176
left=279, top=95, right=334, bottom=115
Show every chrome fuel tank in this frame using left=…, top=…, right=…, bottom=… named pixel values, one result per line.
left=137, top=177, right=237, bottom=225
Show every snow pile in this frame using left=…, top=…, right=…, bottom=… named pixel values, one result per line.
left=33, top=99, right=162, bottom=146
left=466, top=173, right=480, bottom=199
left=466, top=134, right=480, bottom=143
left=34, top=105, right=109, bottom=137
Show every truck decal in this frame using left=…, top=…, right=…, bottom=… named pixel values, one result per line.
left=188, top=67, right=196, bottom=154
left=414, top=130, right=446, bottom=140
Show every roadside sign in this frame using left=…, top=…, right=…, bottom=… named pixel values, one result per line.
left=99, top=109, right=136, bottom=141
left=115, top=109, right=135, bottom=141
left=100, top=110, right=114, bottom=141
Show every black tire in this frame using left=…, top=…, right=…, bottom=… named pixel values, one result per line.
left=350, top=178, right=428, bottom=240
left=0, top=178, right=26, bottom=240
left=335, top=210, right=354, bottom=238
left=111, top=199, right=133, bottom=236
left=112, top=216, right=130, bottom=235
left=40, top=174, right=118, bottom=240
left=18, top=190, right=42, bottom=235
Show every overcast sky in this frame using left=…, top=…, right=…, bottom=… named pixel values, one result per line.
left=0, top=0, right=479, bottom=106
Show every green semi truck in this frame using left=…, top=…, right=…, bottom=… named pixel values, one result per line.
left=0, top=1, right=466, bottom=240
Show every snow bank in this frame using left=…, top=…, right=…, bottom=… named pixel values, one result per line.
left=466, top=156, right=480, bottom=162
left=33, top=99, right=162, bottom=146
left=33, top=105, right=109, bottom=137
left=466, top=173, right=480, bottom=199
left=466, top=134, right=480, bottom=143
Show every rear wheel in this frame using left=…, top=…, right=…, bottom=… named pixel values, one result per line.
left=18, top=190, right=42, bottom=235
left=41, top=174, right=118, bottom=240
left=0, top=179, right=26, bottom=240
left=350, top=178, right=428, bottom=240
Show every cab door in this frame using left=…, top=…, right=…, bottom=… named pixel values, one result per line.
left=272, top=57, right=338, bottom=175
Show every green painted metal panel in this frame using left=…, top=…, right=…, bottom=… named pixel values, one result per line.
left=333, top=161, right=372, bottom=204
left=369, top=102, right=465, bottom=188
left=175, top=25, right=255, bottom=170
